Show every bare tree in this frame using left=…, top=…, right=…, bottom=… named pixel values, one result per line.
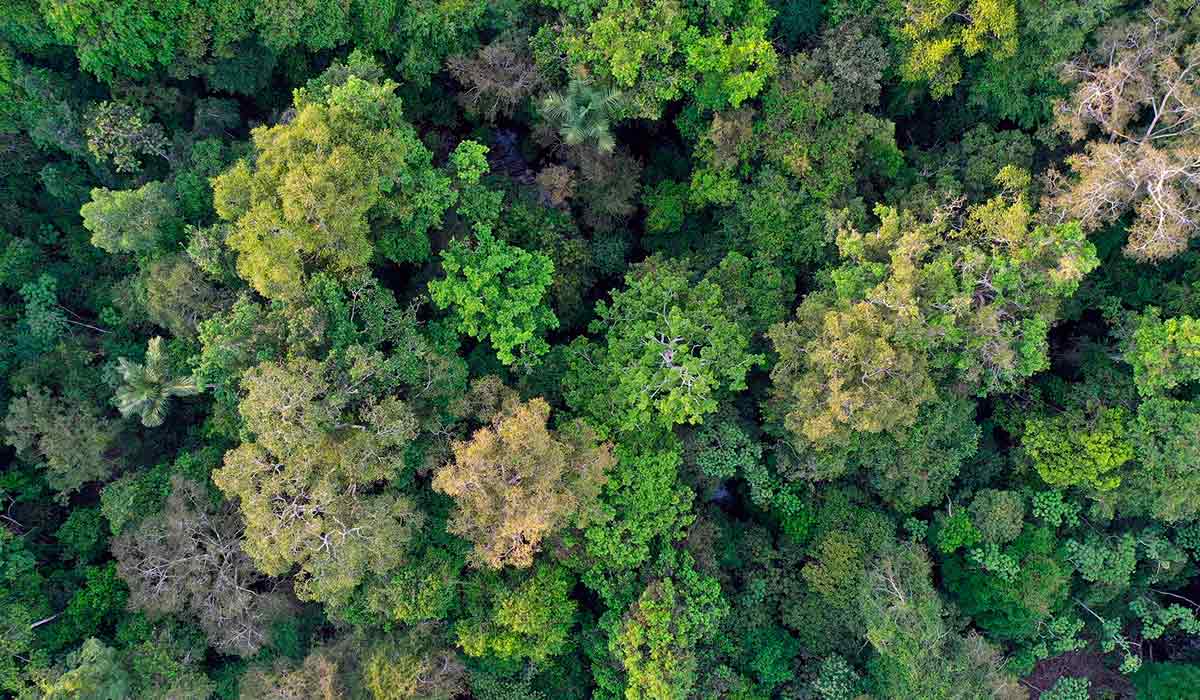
left=113, top=477, right=281, bottom=657
left=448, top=37, right=545, bottom=122
left=1046, top=11, right=1200, bottom=261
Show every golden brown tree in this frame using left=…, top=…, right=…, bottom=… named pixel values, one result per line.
left=433, top=397, right=614, bottom=569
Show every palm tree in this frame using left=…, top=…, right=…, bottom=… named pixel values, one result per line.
left=541, top=79, right=625, bottom=152
left=115, top=336, right=199, bottom=427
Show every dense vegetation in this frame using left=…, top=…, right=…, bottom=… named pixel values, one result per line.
left=4, top=0, right=1200, bottom=697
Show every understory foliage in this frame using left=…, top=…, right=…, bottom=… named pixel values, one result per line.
left=6, top=1, right=1200, bottom=699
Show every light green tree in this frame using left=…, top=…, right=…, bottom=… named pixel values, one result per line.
left=212, top=71, right=452, bottom=298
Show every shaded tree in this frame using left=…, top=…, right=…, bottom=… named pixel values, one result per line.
left=4, top=386, right=120, bottom=501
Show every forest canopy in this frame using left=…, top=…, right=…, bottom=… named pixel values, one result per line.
left=4, top=0, right=1200, bottom=698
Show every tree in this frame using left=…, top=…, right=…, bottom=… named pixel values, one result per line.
left=252, top=0, right=350, bottom=52
left=861, top=543, right=1024, bottom=699
left=238, top=647, right=345, bottom=700
left=359, top=626, right=466, bottom=700
left=556, top=0, right=778, bottom=118
left=843, top=394, right=982, bottom=513
left=1118, top=397, right=1200, bottom=522
left=767, top=290, right=935, bottom=447
left=17, top=274, right=67, bottom=353
left=456, top=564, right=579, bottom=664
left=449, top=37, right=544, bottom=122
left=430, top=229, right=558, bottom=366
left=967, top=0, right=1118, bottom=126
left=212, top=356, right=425, bottom=607
left=587, top=255, right=763, bottom=431
left=38, top=638, right=130, bottom=700
left=894, top=0, right=1018, bottom=99
left=39, top=0, right=190, bottom=81
left=367, top=0, right=489, bottom=86
left=1124, top=310, right=1200, bottom=396
left=612, top=556, right=728, bottom=700
left=768, top=175, right=1098, bottom=450
left=1045, top=10, right=1200, bottom=261
left=0, top=528, right=51, bottom=695
left=969, top=490, right=1026, bottom=545
left=541, top=79, right=625, bottom=152
left=212, top=69, right=452, bottom=298
left=116, top=620, right=215, bottom=700
left=1043, top=676, right=1090, bottom=700
left=113, top=477, right=277, bottom=656
left=941, top=525, right=1072, bottom=643
left=579, top=440, right=695, bottom=607
left=83, top=101, right=169, bottom=174
left=434, top=395, right=613, bottom=569
left=688, top=50, right=901, bottom=267
left=141, top=255, right=227, bottom=338
left=114, top=337, right=199, bottom=428
left=4, top=386, right=119, bottom=501
left=1022, top=406, right=1134, bottom=491
left=80, top=181, right=180, bottom=255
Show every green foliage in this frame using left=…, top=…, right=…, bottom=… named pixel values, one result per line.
left=1031, top=490, right=1081, bottom=529
left=580, top=441, right=694, bottom=607
left=212, top=71, right=452, bottom=298
left=895, top=0, right=1017, bottom=99
left=588, top=256, right=762, bottom=431
left=944, top=525, right=1070, bottom=642
left=56, top=507, right=106, bottom=562
left=769, top=183, right=1097, bottom=450
left=1132, top=662, right=1200, bottom=699
left=430, top=230, right=558, bottom=366
left=612, top=556, right=728, bottom=700
left=40, top=0, right=189, bottom=81
left=1065, top=533, right=1137, bottom=601
left=556, top=0, right=779, bottom=118
left=969, top=490, right=1025, bottom=545
left=542, top=80, right=625, bottom=152
left=457, top=564, right=578, bottom=663
left=1023, top=406, right=1133, bottom=491
left=812, top=655, right=863, bottom=700
left=936, top=511, right=981, bottom=554
left=366, top=544, right=464, bottom=625
left=18, top=274, right=67, bottom=353
left=39, top=637, right=130, bottom=699
left=1041, top=676, right=1089, bottom=700
left=1120, top=397, right=1200, bottom=522
left=844, top=394, right=981, bottom=512
left=862, top=543, right=1022, bottom=698
left=84, top=101, right=169, bottom=174
left=5, top=386, right=119, bottom=501
left=54, top=563, right=129, bottom=648
left=213, top=354, right=425, bottom=607
left=0, top=528, right=51, bottom=693
left=81, top=182, right=180, bottom=256
left=1126, top=311, right=1200, bottom=396
left=9, top=0, right=1200, bottom=694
